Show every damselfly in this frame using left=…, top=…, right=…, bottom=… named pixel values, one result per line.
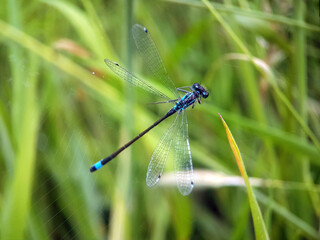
left=90, top=24, right=209, bottom=196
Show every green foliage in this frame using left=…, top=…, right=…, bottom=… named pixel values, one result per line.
left=0, top=0, right=319, bottom=239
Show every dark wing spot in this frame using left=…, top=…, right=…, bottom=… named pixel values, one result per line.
left=157, top=175, right=161, bottom=180
left=191, top=181, right=194, bottom=186
left=115, top=62, right=119, bottom=66
left=143, top=27, right=148, bottom=33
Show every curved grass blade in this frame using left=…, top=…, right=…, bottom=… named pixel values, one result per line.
left=219, top=113, right=270, bottom=240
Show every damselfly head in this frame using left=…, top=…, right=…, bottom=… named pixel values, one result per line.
left=192, top=83, right=209, bottom=98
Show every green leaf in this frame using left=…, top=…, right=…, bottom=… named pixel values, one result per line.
left=219, top=113, right=270, bottom=240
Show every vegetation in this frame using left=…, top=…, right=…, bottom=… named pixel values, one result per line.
left=0, top=0, right=319, bottom=239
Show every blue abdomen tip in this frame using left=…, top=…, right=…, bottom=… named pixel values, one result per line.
left=95, top=161, right=103, bottom=169
left=90, top=161, right=103, bottom=172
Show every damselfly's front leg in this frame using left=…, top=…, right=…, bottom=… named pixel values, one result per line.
left=192, top=97, right=202, bottom=109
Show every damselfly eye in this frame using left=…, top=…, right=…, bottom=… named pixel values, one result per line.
left=192, top=83, right=200, bottom=90
left=202, top=92, right=209, bottom=98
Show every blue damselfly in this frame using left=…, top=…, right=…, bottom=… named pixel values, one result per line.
left=90, top=24, right=209, bottom=196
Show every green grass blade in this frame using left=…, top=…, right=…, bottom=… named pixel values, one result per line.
left=1, top=54, right=40, bottom=240
left=219, top=113, right=269, bottom=240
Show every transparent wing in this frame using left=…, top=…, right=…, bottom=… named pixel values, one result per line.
left=173, top=110, right=194, bottom=196
left=146, top=112, right=181, bottom=187
left=132, top=24, right=180, bottom=99
left=105, top=59, right=171, bottom=100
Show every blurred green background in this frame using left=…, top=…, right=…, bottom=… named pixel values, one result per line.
left=1, top=0, right=320, bottom=239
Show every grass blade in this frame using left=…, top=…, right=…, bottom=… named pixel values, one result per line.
left=219, top=113, right=269, bottom=240
left=1, top=54, right=40, bottom=240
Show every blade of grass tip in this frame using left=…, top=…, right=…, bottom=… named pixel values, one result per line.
left=219, top=113, right=269, bottom=240
left=206, top=105, right=320, bottom=163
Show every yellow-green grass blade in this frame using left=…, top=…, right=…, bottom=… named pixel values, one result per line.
left=219, top=113, right=269, bottom=240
